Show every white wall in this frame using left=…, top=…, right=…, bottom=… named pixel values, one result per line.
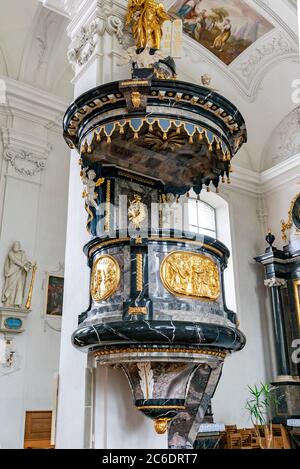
left=0, top=123, right=69, bottom=448
left=211, top=188, right=270, bottom=427
left=264, top=180, right=300, bottom=247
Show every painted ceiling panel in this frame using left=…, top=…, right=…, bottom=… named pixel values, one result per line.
left=168, top=0, right=274, bottom=65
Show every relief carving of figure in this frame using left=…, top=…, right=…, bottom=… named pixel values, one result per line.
left=91, top=256, right=120, bottom=301
left=128, top=194, right=147, bottom=230
left=161, top=252, right=220, bottom=300
left=1, top=241, right=32, bottom=307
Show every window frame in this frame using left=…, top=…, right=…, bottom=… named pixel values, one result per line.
left=188, top=198, right=217, bottom=238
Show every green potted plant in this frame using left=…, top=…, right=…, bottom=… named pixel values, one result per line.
left=245, top=383, right=279, bottom=449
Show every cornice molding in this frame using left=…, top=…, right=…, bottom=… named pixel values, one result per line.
left=0, top=78, right=68, bottom=179
left=231, top=153, right=300, bottom=196
left=260, top=153, right=300, bottom=194
left=0, top=76, right=68, bottom=130
left=39, top=0, right=82, bottom=18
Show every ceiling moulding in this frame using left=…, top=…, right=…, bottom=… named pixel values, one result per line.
left=231, top=154, right=300, bottom=196
left=230, top=29, right=298, bottom=99
left=260, top=153, right=300, bottom=195
left=38, top=0, right=80, bottom=18
left=261, top=107, right=300, bottom=170
left=255, top=0, right=298, bottom=41
left=19, top=6, right=69, bottom=95
left=180, top=30, right=298, bottom=102
left=287, top=0, right=297, bottom=8
left=0, top=76, right=68, bottom=131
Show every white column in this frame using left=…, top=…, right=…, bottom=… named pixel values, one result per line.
left=0, top=77, right=67, bottom=448
left=54, top=0, right=167, bottom=448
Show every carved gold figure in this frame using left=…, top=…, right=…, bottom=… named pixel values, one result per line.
left=91, top=255, right=120, bottom=301
left=126, top=0, right=169, bottom=50
left=160, top=251, right=220, bottom=300
left=128, top=193, right=147, bottom=229
left=131, top=91, right=141, bottom=108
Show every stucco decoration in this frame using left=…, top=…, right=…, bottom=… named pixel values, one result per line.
left=67, top=14, right=124, bottom=69
left=4, top=149, right=47, bottom=177
left=262, top=107, right=300, bottom=170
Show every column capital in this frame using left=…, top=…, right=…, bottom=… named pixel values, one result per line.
left=264, top=278, right=287, bottom=288
left=64, top=0, right=129, bottom=90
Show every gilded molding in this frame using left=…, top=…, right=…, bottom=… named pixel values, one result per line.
left=136, top=253, right=143, bottom=292
left=88, top=237, right=131, bottom=256
left=128, top=307, right=147, bottom=315
left=94, top=347, right=227, bottom=359
left=149, top=236, right=223, bottom=257
left=293, top=279, right=300, bottom=326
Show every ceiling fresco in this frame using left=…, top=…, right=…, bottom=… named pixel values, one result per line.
left=168, top=0, right=274, bottom=65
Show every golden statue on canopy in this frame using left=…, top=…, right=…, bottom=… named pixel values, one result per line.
left=126, top=0, right=169, bottom=50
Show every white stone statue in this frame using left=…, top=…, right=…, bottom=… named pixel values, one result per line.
left=1, top=241, right=32, bottom=308
left=81, top=168, right=100, bottom=210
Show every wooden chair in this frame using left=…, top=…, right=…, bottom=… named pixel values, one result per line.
left=271, top=424, right=291, bottom=449
left=228, top=432, right=242, bottom=449
left=225, top=424, right=237, bottom=434
left=240, top=430, right=252, bottom=449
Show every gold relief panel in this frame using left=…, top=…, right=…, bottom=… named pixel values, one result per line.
left=91, top=255, right=120, bottom=302
left=160, top=251, right=220, bottom=301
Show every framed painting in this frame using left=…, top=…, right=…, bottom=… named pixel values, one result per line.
left=45, top=274, right=64, bottom=317
left=169, top=0, right=274, bottom=65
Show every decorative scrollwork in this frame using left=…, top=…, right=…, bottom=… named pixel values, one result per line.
left=68, top=13, right=124, bottom=69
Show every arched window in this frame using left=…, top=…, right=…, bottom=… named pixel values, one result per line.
left=188, top=198, right=216, bottom=238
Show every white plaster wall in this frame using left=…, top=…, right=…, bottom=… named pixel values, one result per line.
left=93, top=367, right=168, bottom=449
left=211, top=189, right=269, bottom=428
left=0, top=129, right=69, bottom=448
left=264, top=180, right=300, bottom=247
